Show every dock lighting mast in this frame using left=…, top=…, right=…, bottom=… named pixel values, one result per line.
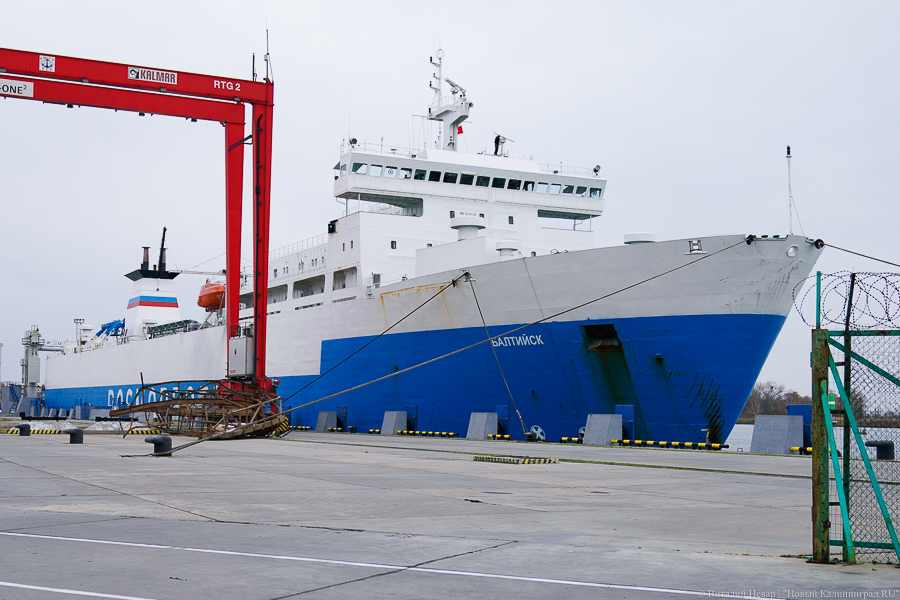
left=0, top=48, right=276, bottom=391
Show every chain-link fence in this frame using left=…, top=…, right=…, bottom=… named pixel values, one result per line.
left=829, top=335, right=900, bottom=563
left=799, top=272, right=900, bottom=564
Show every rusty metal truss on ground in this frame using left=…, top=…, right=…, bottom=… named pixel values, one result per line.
left=109, top=381, right=286, bottom=439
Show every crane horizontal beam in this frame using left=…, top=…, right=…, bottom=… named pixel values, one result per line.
left=0, top=74, right=245, bottom=124
left=0, top=48, right=270, bottom=104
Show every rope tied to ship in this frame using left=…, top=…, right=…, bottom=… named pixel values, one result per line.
left=154, top=236, right=753, bottom=456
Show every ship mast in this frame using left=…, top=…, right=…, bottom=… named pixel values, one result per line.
left=428, top=50, right=471, bottom=151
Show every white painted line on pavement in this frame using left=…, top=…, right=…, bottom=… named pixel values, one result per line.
left=0, top=531, right=790, bottom=600
left=0, top=580, right=161, bottom=600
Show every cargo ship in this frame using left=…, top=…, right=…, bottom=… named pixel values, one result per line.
left=39, top=52, right=823, bottom=442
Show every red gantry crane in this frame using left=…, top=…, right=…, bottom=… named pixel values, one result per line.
left=0, top=48, right=276, bottom=394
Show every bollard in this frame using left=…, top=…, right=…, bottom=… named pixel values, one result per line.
left=145, top=435, right=172, bottom=455
left=64, top=428, right=84, bottom=444
left=865, top=440, right=895, bottom=461
left=14, top=424, right=30, bottom=437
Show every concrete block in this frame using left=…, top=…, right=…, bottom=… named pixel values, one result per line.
left=315, top=411, right=337, bottom=432
left=583, top=414, right=623, bottom=446
left=88, top=407, right=111, bottom=420
left=380, top=411, right=407, bottom=435
left=466, top=412, right=498, bottom=440
left=750, top=415, right=803, bottom=454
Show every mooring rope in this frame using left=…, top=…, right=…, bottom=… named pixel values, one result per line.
left=152, top=237, right=751, bottom=455
left=468, top=275, right=529, bottom=436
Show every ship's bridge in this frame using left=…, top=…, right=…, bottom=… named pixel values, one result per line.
left=334, top=145, right=605, bottom=222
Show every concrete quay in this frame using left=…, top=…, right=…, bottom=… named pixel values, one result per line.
left=0, top=431, right=894, bottom=599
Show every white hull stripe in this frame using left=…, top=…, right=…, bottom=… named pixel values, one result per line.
left=0, top=531, right=788, bottom=600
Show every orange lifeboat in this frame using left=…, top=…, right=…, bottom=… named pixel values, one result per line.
left=197, top=282, right=225, bottom=312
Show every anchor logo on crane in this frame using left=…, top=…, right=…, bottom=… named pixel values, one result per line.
left=39, top=55, right=55, bottom=72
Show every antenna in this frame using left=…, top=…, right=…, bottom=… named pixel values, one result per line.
left=786, top=145, right=792, bottom=235
left=264, top=28, right=271, bottom=81
left=252, top=53, right=257, bottom=82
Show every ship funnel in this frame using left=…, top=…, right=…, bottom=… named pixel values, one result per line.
left=141, top=247, right=150, bottom=270
left=159, top=248, right=166, bottom=273
left=450, top=215, right=485, bottom=241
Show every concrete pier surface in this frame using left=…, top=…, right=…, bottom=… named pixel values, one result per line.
left=0, top=432, right=894, bottom=599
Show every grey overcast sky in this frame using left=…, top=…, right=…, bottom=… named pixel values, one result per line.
left=1, top=1, right=898, bottom=395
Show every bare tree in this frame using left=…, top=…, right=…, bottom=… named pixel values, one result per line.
left=740, top=381, right=808, bottom=418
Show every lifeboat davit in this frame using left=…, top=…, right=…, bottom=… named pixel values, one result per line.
left=197, top=282, right=225, bottom=312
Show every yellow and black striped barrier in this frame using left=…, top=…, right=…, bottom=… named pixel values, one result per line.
left=327, top=427, right=344, bottom=432
left=560, top=436, right=583, bottom=444
left=126, top=429, right=162, bottom=435
left=790, top=446, right=813, bottom=455
left=396, top=430, right=457, bottom=437
left=488, top=434, right=511, bottom=440
left=368, top=429, right=382, bottom=434
left=7, top=429, right=62, bottom=435
left=272, top=422, right=293, bottom=435
left=474, top=455, right=558, bottom=465
left=611, top=439, right=728, bottom=450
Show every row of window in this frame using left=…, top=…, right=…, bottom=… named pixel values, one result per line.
left=341, top=162, right=602, bottom=198
left=274, top=256, right=325, bottom=279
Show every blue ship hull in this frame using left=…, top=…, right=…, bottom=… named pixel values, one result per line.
left=44, top=312, right=783, bottom=443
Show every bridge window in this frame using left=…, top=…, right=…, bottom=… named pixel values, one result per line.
left=524, top=181, right=535, bottom=192
left=428, top=170, right=442, bottom=182
left=576, top=186, right=587, bottom=196
left=590, top=187, right=602, bottom=198
left=459, top=173, right=474, bottom=185
left=536, top=182, right=548, bottom=193
left=443, top=172, right=458, bottom=184
left=414, top=169, right=427, bottom=180
left=476, top=176, right=490, bottom=187
left=549, top=183, right=561, bottom=195
left=351, top=163, right=368, bottom=175
left=340, top=164, right=347, bottom=176
left=370, top=164, right=383, bottom=177
left=491, top=177, right=506, bottom=189
left=384, top=166, right=398, bottom=178
left=507, top=179, right=521, bottom=190
left=562, top=184, right=575, bottom=194
left=401, top=168, right=412, bottom=179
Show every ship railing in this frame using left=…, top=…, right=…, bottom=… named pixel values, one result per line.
left=429, top=95, right=469, bottom=111
left=344, top=199, right=420, bottom=217
left=339, top=141, right=420, bottom=158
left=270, top=234, right=327, bottom=259
left=535, top=162, right=598, bottom=178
